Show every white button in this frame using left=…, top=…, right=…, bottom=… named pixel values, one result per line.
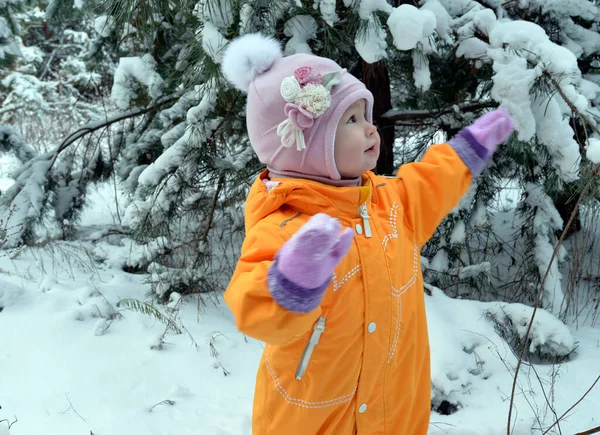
left=359, top=403, right=367, bottom=413
left=355, top=224, right=363, bottom=235
left=368, top=322, right=377, bottom=333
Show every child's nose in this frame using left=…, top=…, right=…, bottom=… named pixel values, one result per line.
left=365, top=123, right=377, bottom=136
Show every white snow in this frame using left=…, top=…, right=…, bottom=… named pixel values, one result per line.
left=468, top=203, right=487, bottom=228
left=430, top=248, right=449, bottom=272
left=320, top=0, right=339, bottom=27
left=386, top=4, right=437, bottom=90
left=0, top=180, right=598, bottom=435
left=472, top=8, right=496, bottom=35
left=192, top=0, right=233, bottom=30
left=355, top=16, right=388, bottom=64
left=111, top=55, right=164, bottom=110
left=387, top=5, right=437, bottom=51
left=425, top=285, right=599, bottom=434
left=283, top=15, right=318, bottom=55
left=449, top=220, right=466, bottom=244
left=587, top=138, right=600, bottom=163
left=490, top=55, right=538, bottom=140
left=436, top=0, right=476, bottom=17
left=562, top=17, right=600, bottom=56
left=456, top=37, right=488, bottom=60
left=531, top=0, right=598, bottom=20
left=531, top=96, right=581, bottom=182
left=525, top=183, right=565, bottom=315
left=460, top=17, right=591, bottom=180
left=490, top=21, right=587, bottom=115
left=579, top=77, right=600, bottom=101
left=358, top=0, right=393, bottom=19
left=421, top=0, right=453, bottom=43
left=16, top=42, right=44, bottom=65
left=238, top=4, right=253, bottom=33
left=486, top=302, right=576, bottom=356
left=412, top=50, right=432, bottom=91
left=0, top=264, right=257, bottom=434
left=201, top=21, right=228, bottom=64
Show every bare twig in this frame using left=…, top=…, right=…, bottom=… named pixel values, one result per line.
left=65, top=393, right=86, bottom=422
left=506, top=104, right=600, bottom=435
left=542, top=375, right=600, bottom=435
left=530, top=364, right=562, bottom=435
left=575, top=425, right=600, bottom=435
left=209, top=332, right=231, bottom=376
left=0, top=415, right=18, bottom=429
left=149, top=399, right=176, bottom=412
left=507, top=73, right=600, bottom=434
left=507, top=166, right=599, bottom=434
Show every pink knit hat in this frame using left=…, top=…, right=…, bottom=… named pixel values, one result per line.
left=221, top=33, right=374, bottom=184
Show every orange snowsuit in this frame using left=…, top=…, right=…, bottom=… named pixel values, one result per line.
left=225, top=143, right=472, bottom=434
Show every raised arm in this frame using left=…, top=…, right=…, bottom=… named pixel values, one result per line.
left=395, top=108, right=514, bottom=245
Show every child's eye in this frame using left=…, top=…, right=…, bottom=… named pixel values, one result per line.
left=347, top=115, right=357, bottom=124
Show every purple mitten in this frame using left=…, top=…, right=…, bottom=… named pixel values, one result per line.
left=268, top=213, right=354, bottom=313
left=465, top=108, right=514, bottom=154
left=450, top=108, right=515, bottom=176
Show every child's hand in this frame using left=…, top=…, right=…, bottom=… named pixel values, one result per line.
left=463, top=108, right=514, bottom=156
left=277, top=213, right=354, bottom=289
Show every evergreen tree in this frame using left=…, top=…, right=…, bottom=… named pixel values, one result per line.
left=1, top=0, right=599, bottom=315
left=0, top=0, right=119, bottom=242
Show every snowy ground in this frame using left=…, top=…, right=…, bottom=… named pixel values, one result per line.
left=0, top=183, right=599, bottom=435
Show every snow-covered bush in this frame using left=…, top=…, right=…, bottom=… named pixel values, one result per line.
left=427, top=284, right=577, bottom=423
left=485, top=302, right=577, bottom=363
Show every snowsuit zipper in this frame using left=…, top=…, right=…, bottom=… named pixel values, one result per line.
left=359, top=203, right=372, bottom=238
left=295, top=316, right=326, bottom=380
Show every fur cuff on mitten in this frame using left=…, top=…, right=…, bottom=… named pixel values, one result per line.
left=268, top=260, right=330, bottom=313
left=449, top=108, right=514, bottom=176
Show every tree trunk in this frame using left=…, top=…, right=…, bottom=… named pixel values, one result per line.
left=361, top=59, right=395, bottom=175
left=554, top=186, right=582, bottom=237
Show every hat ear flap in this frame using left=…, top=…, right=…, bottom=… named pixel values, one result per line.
left=221, top=33, right=283, bottom=93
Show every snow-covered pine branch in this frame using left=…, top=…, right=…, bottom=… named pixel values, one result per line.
left=0, top=126, right=36, bottom=163
left=4, top=0, right=599, bottom=307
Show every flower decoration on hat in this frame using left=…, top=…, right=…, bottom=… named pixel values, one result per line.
left=277, top=66, right=341, bottom=151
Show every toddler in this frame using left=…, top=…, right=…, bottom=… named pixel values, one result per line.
left=221, top=33, right=514, bottom=435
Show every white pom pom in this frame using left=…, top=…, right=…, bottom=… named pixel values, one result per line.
left=221, top=33, right=283, bottom=93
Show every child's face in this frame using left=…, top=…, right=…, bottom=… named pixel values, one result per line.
left=334, top=99, right=380, bottom=179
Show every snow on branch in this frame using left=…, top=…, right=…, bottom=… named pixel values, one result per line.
left=525, top=183, right=565, bottom=314
left=0, top=155, right=53, bottom=247
left=0, top=96, right=179, bottom=247
left=485, top=302, right=576, bottom=362
left=111, top=55, right=165, bottom=110
left=137, top=84, right=217, bottom=189
left=0, top=126, right=36, bottom=163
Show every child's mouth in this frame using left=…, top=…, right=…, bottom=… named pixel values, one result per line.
left=365, top=145, right=375, bottom=152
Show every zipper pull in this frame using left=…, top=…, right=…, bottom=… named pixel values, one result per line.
left=359, top=203, right=372, bottom=238
left=295, top=316, right=326, bottom=381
